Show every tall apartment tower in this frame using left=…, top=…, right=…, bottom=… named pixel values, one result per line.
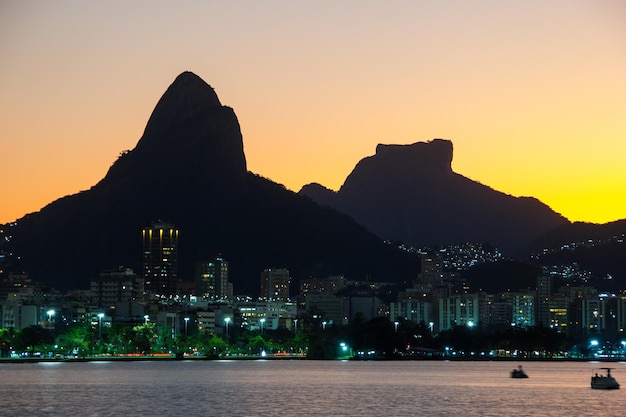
left=196, top=257, right=230, bottom=299
left=260, top=268, right=291, bottom=300
left=535, top=274, right=552, bottom=327
left=142, top=222, right=179, bottom=296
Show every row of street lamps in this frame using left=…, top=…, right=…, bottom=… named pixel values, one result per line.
left=180, top=316, right=232, bottom=338
left=46, top=311, right=430, bottom=337
left=45, top=310, right=251, bottom=342
left=392, top=320, right=436, bottom=333
left=47, top=309, right=106, bottom=342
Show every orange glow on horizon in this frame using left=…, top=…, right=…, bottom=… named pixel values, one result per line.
left=1, top=1, right=625, bottom=227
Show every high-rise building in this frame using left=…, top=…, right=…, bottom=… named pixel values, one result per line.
left=582, top=292, right=619, bottom=334
left=509, top=291, right=535, bottom=328
left=548, top=296, right=569, bottom=332
left=260, top=268, right=290, bottom=300
left=196, top=257, right=230, bottom=299
left=535, top=274, right=552, bottom=327
left=438, top=293, right=479, bottom=331
left=142, top=222, right=179, bottom=296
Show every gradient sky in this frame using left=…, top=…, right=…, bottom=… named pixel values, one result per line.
left=2, top=1, right=625, bottom=225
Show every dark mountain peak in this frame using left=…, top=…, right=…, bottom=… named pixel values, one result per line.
left=374, top=139, right=453, bottom=175
left=299, top=182, right=337, bottom=207
left=102, top=71, right=247, bottom=192
left=302, top=138, right=568, bottom=254
left=339, top=139, right=453, bottom=195
left=142, top=71, right=223, bottom=136
left=3, top=72, right=421, bottom=295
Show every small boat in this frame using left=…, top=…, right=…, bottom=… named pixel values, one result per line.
left=591, top=368, right=620, bottom=389
left=511, top=365, right=528, bottom=378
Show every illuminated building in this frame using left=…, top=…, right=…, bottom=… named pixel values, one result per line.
left=260, top=268, right=290, bottom=300
left=438, top=293, right=479, bottom=331
left=142, top=222, right=179, bottom=296
left=500, top=291, right=535, bottom=328
left=548, top=296, right=569, bottom=332
left=582, top=292, right=619, bottom=334
left=390, top=299, right=433, bottom=328
left=196, top=257, right=230, bottom=299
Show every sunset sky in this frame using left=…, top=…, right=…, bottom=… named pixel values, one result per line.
left=1, top=1, right=625, bottom=225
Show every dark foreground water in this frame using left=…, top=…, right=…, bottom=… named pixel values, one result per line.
left=1, top=359, right=624, bottom=416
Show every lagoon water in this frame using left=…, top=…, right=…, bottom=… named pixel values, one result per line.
left=1, top=360, right=624, bottom=416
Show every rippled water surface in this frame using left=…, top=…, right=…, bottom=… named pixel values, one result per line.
left=1, top=360, right=625, bottom=416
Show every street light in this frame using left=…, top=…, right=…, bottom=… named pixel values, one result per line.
left=293, top=319, right=298, bottom=334
left=97, top=313, right=104, bottom=340
left=184, top=317, right=189, bottom=336
left=47, top=309, right=55, bottom=329
left=144, top=315, right=149, bottom=325
left=322, top=321, right=327, bottom=331
left=394, top=321, right=399, bottom=332
left=260, top=318, right=265, bottom=334
left=224, top=317, right=231, bottom=342
left=429, top=322, right=434, bottom=334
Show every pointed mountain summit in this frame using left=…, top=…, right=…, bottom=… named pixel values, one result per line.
left=300, top=139, right=569, bottom=254
left=3, top=72, right=418, bottom=294
left=103, top=71, right=247, bottom=196
left=143, top=71, right=223, bottom=135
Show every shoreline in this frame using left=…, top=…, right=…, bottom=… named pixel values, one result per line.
left=1, top=355, right=622, bottom=364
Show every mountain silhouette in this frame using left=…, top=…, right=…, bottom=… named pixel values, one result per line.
left=300, top=139, right=569, bottom=255
left=3, top=72, right=419, bottom=295
left=525, top=219, right=626, bottom=253
left=528, top=219, right=626, bottom=291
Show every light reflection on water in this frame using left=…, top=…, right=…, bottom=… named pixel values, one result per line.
left=1, top=360, right=624, bottom=416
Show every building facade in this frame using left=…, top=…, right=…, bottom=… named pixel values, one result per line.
left=142, top=222, right=179, bottom=297
left=305, top=294, right=347, bottom=326
left=438, top=294, right=479, bottom=331
left=390, top=299, right=433, bottom=327
left=196, top=257, right=230, bottom=299
left=536, top=274, right=552, bottom=327
left=506, top=291, right=535, bottom=328
left=260, top=268, right=290, bottom=300
left=90, top=267, right=142, bottom=308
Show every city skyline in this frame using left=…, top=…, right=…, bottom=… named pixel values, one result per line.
left=2, top=1, right=625, bottom=225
